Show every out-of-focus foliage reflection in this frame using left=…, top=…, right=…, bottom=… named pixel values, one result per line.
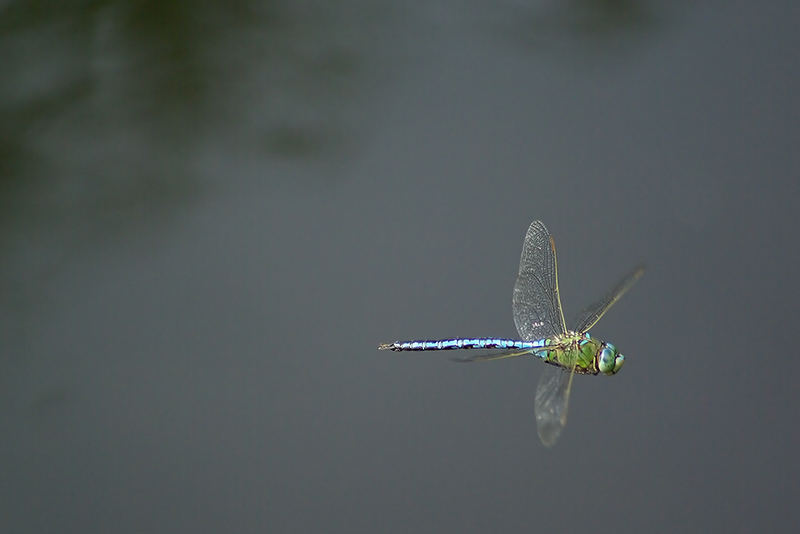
left=0, top=0, right=379, bottom=187
left=0, top=0, right=390, bottom=334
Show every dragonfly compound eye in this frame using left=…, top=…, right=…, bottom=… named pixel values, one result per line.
left=598, top=345, right=624, bottom=375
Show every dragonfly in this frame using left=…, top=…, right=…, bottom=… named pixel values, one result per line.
left=379, top=220, right=643, bottom=446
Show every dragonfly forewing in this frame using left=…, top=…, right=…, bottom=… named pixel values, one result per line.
left=512, top=221, right=568, bottom=341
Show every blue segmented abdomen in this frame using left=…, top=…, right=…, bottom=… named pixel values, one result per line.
left=378, top=337, right=548, bottom=351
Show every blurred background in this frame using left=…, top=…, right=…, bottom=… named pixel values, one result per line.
left=1, top=1, right=798, bottom=532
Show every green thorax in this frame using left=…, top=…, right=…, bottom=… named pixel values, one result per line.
left=535, top=332, right=624, bottom=376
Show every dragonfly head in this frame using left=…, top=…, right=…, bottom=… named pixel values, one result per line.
left=597, top=342, right=625, bottom=375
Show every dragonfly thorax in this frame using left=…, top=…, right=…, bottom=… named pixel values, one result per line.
left=541, top=332, right=625, bottom=375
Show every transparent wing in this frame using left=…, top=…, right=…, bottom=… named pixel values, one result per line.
left=512, top=221, right=568, bottom=341
left=451, top=348, right=535, bottom=363
left=534, top=362, right=576, bottom=447
left=452, top=345, right=559, bottom=363
left=571, top=265, right=645, bottom=334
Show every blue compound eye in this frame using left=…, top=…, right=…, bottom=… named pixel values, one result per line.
left=598, top=346, right=617, bottom=374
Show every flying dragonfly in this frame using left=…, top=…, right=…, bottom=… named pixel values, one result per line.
left=379, top=220, right=643, bottom=446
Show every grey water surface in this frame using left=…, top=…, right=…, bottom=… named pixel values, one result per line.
left=1, top=1, right=798, bottom=533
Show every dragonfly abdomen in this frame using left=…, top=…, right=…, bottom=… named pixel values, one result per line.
left=378, top=338, right=548, bottom=352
